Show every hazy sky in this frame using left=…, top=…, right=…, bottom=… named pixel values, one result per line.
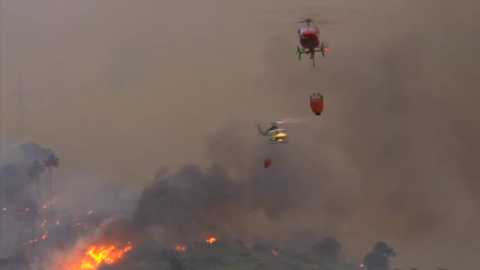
left=1, top=0, right=480, bottom=269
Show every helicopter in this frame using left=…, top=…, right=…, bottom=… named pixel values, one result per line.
left=256, top=123, right=288, bottom=143
left=295, top=18, right=330, bottom=67
left=256, top=118, right=312, bottom=144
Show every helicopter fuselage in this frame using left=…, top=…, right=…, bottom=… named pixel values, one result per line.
left=296, top=23, right=329, bottom=66
left=298, top=26, right=320, bottom=49
left=268, top=130, right=288, bottom=143
left=256, top=124, right=288, bottom=143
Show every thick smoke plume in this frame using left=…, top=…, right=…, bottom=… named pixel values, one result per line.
left=1, top=0, right=479, bottom=269
left=132, top=165, right=243, bottom=243
left=0, top=142, right=57, bottom=255
left=362, top=242, right=396, bottom=270
left=312, top=237, right=342, bottom=265
left=81, top=122, right=362, bottom=268
left=256, top=0, right=480, bottom=269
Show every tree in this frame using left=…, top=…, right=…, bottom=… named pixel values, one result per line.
left=312, top=237, right=342, bottom=268
left=18, top=197, right=39, bottom=239
left=362, top=242, right=396, bottom=270
left=28, top=160, right=45, bottom=205
left=43, top=154, right=59, bottom=201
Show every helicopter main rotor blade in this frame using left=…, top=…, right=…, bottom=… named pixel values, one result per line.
left=275, top=117, right=314, bottom=124
left=257, top=117, right=314, bottom=126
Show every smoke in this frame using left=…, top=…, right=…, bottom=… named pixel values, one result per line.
left=0, top=142, right=55, bottom=207
left=0, top=142, right=58, bottom=255
left=1, top=0, right=479, bottom=269
left=85, top=121, right=361, bottom=268
left=132, top=165, right=243, bottom=242
left=253, top=0, right=480, bottom=269
left=14, top=121, right=360, bottom=269
left=362, top=242, right=396, bottom=270
left=0, top=141, right=134, bottom=270
left=312, top=237, right=342, bottom=265
left=111, top=0, right=480, bottom=268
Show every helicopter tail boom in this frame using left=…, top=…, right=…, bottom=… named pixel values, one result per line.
left=256, top=124, right=267, bottom=135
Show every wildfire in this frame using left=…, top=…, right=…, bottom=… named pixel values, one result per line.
left=271, top=250, right=278, bottom=256
left=68, top=242, right=133, bottom=270
left=175, top=245, right=187, bottom=252
left=206, top=237, right=217, bottom=244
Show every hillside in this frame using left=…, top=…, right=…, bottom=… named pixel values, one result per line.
left=101, top=241, right=360, bottom=270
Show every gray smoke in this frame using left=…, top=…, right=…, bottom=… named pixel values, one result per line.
left=362, top=242, right=396, bottom=270
left=0, top=142, right=55, bottom=206
left=253, top=0, right=480, bottom=269
left=0, top=143, right=57, bottom=250
left=1, top=0, right=479, bottom=269
left=312, top=237, right=342, bottom=265
left=132, top=164, right=243, bottom=243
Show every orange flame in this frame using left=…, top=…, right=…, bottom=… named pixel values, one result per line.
left=23, top=231, right=49, bottom=245
left=271, top=250, right=278, bottom=256
left=43, top=198, right=59, bottom=209
left=206, top=237, right=217, bottom=244
left=68, top=242, right=133, bottom=270
left=175, top=245, right=187, bottom=251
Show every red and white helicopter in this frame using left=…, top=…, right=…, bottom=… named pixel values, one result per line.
left=295, top=18, right=330, bottom=67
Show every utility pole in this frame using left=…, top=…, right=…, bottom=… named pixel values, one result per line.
left=0, top=0, right=4, bottom=259
left=16, top=77, right=25, bottom=140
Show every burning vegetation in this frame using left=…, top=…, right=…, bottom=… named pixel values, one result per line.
left=205, top=237, right=217, bottom=244
left=175, top=245, right=187, bottom=252
left=66, top=241, right=133, bottom=270
left=0, top=142, right=434, bottom=270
